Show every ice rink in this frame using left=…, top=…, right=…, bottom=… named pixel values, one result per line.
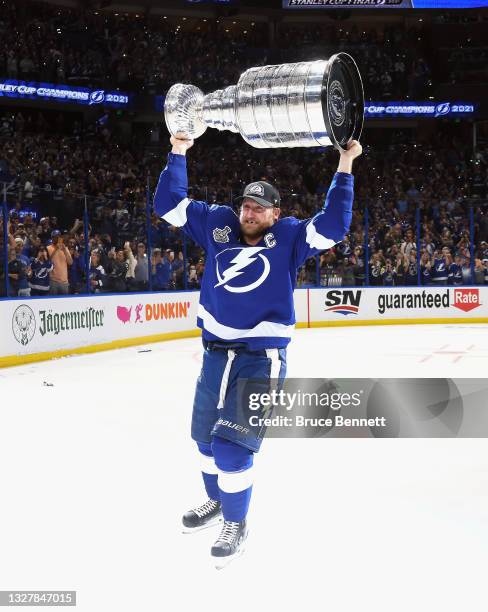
left=1, top=324, right=487, bottom=612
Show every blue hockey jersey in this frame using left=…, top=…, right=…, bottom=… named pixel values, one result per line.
left=154, top=152, right=354, bottom=350
left=432, top=256, right=449, bottom=281
left=448, top=263, right=463, bottom=286
left=30, top=258, right=54, bottom=291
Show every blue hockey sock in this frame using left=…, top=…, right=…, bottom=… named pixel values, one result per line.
left=212, top=436, right=254, bottom=523
left=197, top=442, right=220, bottom=502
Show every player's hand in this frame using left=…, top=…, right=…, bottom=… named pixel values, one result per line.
left=170, top=133, right=194, bottom=155
left=341, top=140, right=362, bottom=160
left=337, top=139, right=361, bottom=173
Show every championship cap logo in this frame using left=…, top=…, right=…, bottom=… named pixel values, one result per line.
left=247, top=183, right=265, bottom=197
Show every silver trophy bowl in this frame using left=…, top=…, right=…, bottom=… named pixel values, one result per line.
left=164, top=53, right=364, bottom=151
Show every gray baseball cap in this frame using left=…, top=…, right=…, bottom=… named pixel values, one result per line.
left=234, top=181, right=280, bottom=208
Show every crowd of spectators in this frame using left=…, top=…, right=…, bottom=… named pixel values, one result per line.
left=279, top=22, right=433, bottom=99
left=1, top=0, right=486, bottom=101
left=0, top=0, right=268, bottom=95
left=0, top=108, right=487, bottom=297
left=303, top=139, right=488, bottom=287
left=0, top=213, right=194, bottom=297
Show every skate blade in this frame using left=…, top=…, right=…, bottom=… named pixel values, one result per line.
left=213, top=534, right=248, bottom=570
left=213, top=544, right=247, bottom=570
left=181, top=515, right=223, bottom=534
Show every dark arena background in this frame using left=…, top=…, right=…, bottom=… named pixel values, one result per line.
left=0, top=0, right=487, bottom=609
left=0, top=0, right=487, bottom=297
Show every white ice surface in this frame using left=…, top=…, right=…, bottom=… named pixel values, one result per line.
left=1, top=324, right=487, bottom=612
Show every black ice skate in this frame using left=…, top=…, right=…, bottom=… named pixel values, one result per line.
left=182, top=498, right=223, bottom=534
left=211, top=519, right=248, bottom=569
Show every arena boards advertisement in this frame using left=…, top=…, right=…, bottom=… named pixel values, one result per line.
left=0, top=292, right=200, bottom=365
left=307, top=286, right=488, bottom=325
left=1, top=287, right=486, bottom=364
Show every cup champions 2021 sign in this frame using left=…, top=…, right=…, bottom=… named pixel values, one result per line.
left=1, top=293, right=200, bottom=359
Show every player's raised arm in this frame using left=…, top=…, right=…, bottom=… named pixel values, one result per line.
left=153, top=134, right=212, bottom=249
left=294, top=140, right=362, bottom=266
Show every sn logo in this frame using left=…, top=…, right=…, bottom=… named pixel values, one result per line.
left=324, top=290, right=362, bottom=316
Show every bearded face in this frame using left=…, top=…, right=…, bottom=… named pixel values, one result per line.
left=239, top=199, right=279, bottom=242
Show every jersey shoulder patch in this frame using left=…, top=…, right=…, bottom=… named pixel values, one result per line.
left=208, top=205, right=240, bottom=240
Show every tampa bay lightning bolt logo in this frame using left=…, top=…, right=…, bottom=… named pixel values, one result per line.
left=215, top=247, right=270, bottom=293
left=89, top=90, right=105, bottom=105
left=435, top=102, right=450, bottom=117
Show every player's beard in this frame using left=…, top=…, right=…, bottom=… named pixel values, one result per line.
left=240, top=219, right=272, bottom=241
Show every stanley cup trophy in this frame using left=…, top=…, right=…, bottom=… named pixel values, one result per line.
left=164, top=53, right=364, bottom=151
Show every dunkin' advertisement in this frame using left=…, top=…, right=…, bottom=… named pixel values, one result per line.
left=1, top=292, right=200, bottom=359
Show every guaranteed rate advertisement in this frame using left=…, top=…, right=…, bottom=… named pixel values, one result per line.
left=308, top=286, right=488, bottom=323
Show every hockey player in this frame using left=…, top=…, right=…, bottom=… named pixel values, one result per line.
left=154, top=134, right=362, bottom=568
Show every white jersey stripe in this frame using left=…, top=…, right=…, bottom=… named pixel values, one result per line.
left=266, top=348, right=282, bottom=396
left=198, top=304, right=294, bottom=340
left=217, top=349, right=236, bottom=410
left=305, top=218, right=336, bottom=250
left=162, top=196, right=191, bottom=227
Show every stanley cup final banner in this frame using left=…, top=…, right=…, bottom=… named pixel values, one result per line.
left=282, top=0, right=488, bottom=8
left=231, top=379, right=488, bottom=440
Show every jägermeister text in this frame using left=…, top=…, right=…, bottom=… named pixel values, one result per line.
left=39, top=307, right=105, bottom=336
